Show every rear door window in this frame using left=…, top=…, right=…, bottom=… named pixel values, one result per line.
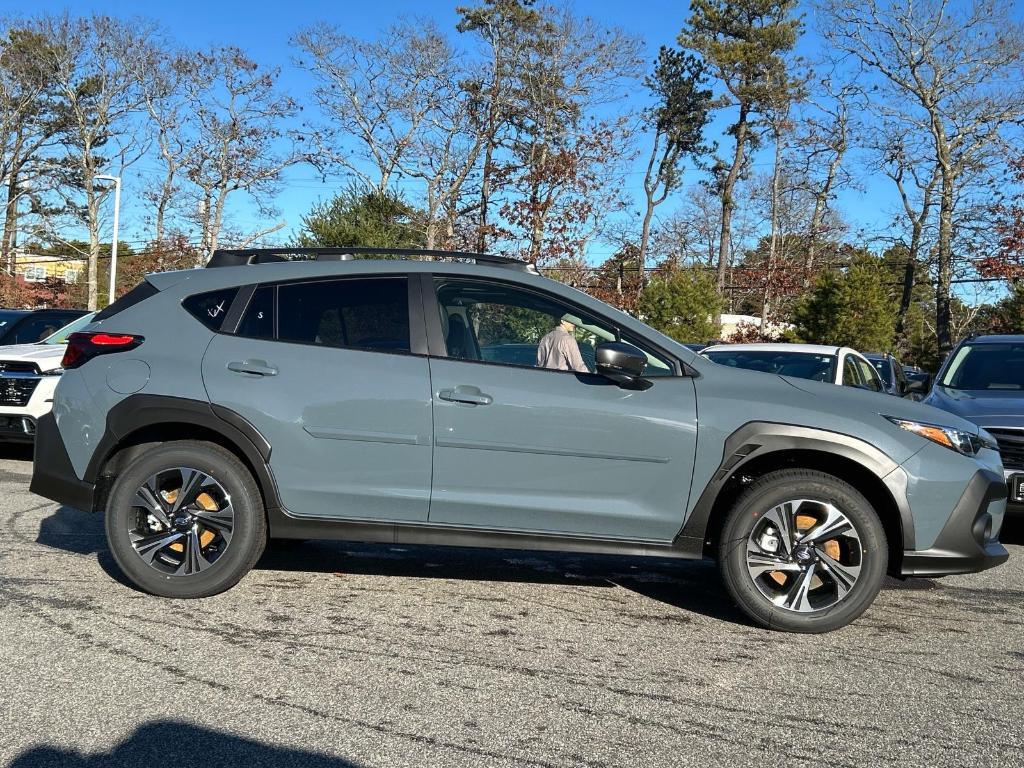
left=277, top=277, right=410, bottom=353
left=237, top=286, right=275, bottom=339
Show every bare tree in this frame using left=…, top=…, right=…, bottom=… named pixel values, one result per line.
left=679, top=0, right=802, bottom=317
left=457, top=0, right=543, bottom=251
left=502, top=5, right=643, bottom=262
left=180, top=46, right=304, bottom=263
left=0, top=21, right=70, bottom=272
left=789, top=78, right=856, bottom=283
left=822, top=0, right=1024, bottom=352
left=121, top=36, right=189, bottom=260
left=637, top=47, right=712, bottom=294
left=294, top=20, right=454, bottom=194
left=41, top=14, right=150, bottom=310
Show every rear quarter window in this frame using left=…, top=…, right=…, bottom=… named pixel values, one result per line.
left=183, top=288, right=240, bottom=331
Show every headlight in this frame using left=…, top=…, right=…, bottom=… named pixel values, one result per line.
left=884, top=416, right=998, bottom=456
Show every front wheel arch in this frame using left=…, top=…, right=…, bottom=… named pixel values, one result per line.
left=697, top=448, right=906, bottom=575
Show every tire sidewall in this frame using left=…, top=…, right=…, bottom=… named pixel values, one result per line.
left=720, top=472, right=888, bottom=633
left=105, top=443, right=265, bottom=598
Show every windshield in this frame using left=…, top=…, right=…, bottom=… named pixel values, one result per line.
left=704, top=350, right=836, bottom=382
left=41, top=312, right=96, bottom=345
left=869, top=358, right=891, bottom=381
left=940, top=342, right=1024, bottom=390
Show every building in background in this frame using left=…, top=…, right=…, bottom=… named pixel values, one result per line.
left=11, top=253, right=86, bottom=285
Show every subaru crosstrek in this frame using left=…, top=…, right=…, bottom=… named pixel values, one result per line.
left=30, top=248, right=1009, bottom=633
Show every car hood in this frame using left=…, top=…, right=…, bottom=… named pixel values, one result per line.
left=0, top=343, right=65, bottom=371
left=924, top=386, right=1024, bottom=429
left=689, top=357, right=992, bottom=472
left=780, top=375, right=982, bottom=433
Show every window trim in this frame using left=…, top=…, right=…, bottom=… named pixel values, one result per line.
left=222, top=273, right=426, bottom=357
left=854, top=356, right=883, bottom=392
left=421, top=273, right=684, bottom=377
left=841, top=353, right=861, bottom=387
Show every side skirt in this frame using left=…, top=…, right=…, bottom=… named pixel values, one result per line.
left=267, top=507, right=705, bottom=560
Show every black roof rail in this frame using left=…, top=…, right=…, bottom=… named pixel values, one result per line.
left=206, top=247, right=540, bottom=274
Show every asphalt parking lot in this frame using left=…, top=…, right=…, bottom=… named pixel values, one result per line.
left=1, top=444, right=1023, bottom=768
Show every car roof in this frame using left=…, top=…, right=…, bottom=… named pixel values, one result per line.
left=965, top=334, right=1024, bottom=344
left=702, top=343, right=842, bottom=355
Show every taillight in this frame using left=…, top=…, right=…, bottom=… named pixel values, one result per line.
left=62, top=332, right=144, bottom=370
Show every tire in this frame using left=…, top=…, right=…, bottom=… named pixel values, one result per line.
left=104, top=441, right=267, bottom=598
left=718, top=468, right=888, bottom=633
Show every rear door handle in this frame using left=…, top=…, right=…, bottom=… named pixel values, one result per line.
left=227, top=359, right=278, bottom=377
left=438, top=386, right=493, bottom=406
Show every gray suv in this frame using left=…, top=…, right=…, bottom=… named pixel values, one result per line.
left=31, top=248, right=1009, bottom=633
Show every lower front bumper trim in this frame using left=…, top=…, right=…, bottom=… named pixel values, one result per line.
left=900, top=542, right=1009, bottom=577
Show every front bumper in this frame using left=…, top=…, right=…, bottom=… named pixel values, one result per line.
left=1004, top=469, right=1024, bottom=516
left=901, top=468, right=1009, bottom=577
left=0, top=414, right=36, bottom=441
left=30, top=411, right=97, bottom=512
left=0, top=374, right=58, bottom=442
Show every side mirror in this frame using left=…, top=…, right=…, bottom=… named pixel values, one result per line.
left=595, top=341, right=651, bottom=390
left=905, top=378, right=928, bottom=395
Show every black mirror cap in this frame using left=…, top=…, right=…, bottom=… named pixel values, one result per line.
left=905, top=377, right=929, bottom=395
left=596, top=341, right=651, bottom=389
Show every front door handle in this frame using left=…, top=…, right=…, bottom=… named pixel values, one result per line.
left=438, top=386, right=493, bottom=406
left=227, top=359, right=278, bottom=377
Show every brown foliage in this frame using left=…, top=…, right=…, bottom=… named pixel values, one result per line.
left=982, top=155, right=1024, bottom=280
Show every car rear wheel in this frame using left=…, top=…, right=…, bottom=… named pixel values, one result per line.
left=105, top=441, right=266, bottom=598
left=718, top=468, right=887, bottom=633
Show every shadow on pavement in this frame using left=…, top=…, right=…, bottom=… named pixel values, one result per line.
left=1000, top=515, right=1024, bottom=546
left=34, top=502, right=751, bottom=625
left=8, top=720, right=358, bottom=767
left=257, top=539, right=751, bottom=626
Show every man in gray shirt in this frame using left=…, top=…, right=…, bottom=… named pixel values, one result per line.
left=536, top=313, right=590, bottom=372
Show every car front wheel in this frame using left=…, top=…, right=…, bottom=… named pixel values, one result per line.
left=105, top=441, right=266, bottom=598
left=718, top=468, right=888, bottom=633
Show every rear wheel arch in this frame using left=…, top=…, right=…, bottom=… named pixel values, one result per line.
left=87, top=396, right=280, bottom=515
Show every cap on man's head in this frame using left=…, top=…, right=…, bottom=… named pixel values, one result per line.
left=561, top=312, right=584, bottom=327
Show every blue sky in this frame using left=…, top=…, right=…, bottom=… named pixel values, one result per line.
left=17, top=0, right=899, bottom=260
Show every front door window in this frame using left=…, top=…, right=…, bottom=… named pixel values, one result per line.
left=434, top=279, right=674, bottom=377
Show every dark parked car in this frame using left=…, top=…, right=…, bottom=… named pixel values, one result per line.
left=924, top=334, right=1024, bottom=516
left=864, top=352, right=927, bottom=399
left=0, top=308, right=88, bottom=346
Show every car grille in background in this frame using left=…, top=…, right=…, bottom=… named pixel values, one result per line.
left=0, top=360, right=41, bottom=407
left=988, top=428, right=1024, bottom=471
left=0, top=360, right=40, bottom=374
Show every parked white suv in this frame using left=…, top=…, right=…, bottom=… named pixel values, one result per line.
left=0, top=312, right=95, bottom=441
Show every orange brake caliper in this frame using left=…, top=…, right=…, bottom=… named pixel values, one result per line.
left=164, top=490, right=218, bottom=552
left=769, top=514, right=840, bottom=585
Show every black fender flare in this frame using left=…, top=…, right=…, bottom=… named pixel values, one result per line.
left=86, top=394, right=281, bottom=511
left=675, top=421, right=914, bottom=551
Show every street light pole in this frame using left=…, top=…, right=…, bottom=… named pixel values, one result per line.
left=94, top=174, right=121, bottom=305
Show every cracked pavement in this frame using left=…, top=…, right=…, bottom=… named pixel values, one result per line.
left=1, top=444, right=1023, bottom=767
